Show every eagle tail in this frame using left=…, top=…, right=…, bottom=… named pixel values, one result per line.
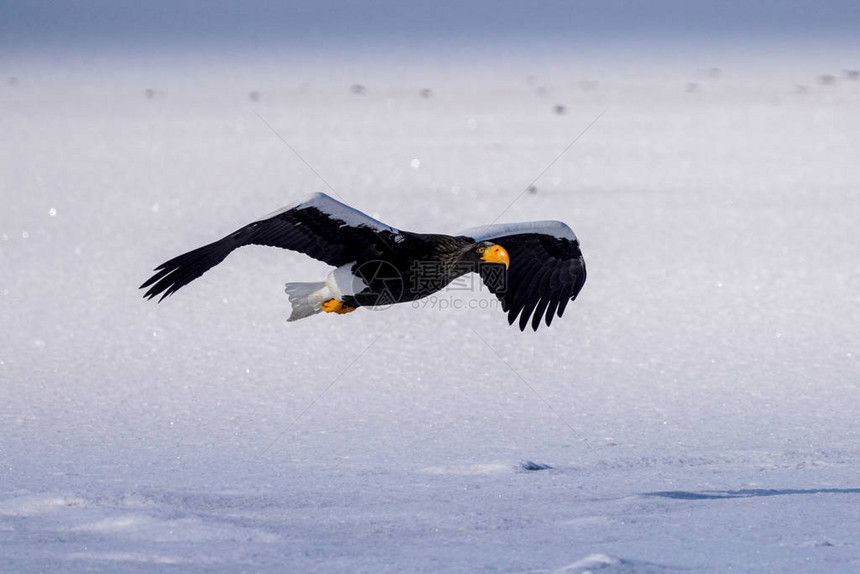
left=284, top=281, right=329, bottom=321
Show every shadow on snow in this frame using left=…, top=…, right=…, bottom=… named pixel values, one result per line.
left=643, top=488, right=860, bottom=500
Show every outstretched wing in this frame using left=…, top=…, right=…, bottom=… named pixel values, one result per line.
left=461, top=221, right=586, bottom=331
left=141, top=192, right=402, bottom=301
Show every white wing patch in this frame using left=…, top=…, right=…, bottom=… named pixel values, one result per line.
left=459, top=220, right=577, bottom=242
left=256, top=192, right=401, bottom=237
left=326, top=263, right=369, bottom=299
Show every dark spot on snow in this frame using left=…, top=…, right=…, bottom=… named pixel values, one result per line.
left=419, top=88, right=433, bottom=98
left=685, top=82, right=700, bottom=93
left=527, top=185, right=538, bottom=195
left=144, top=88, right=157, bottom=99
left=818, top=74, right=837, bottom=86
left=694, top=67, right=722, bottom=80
left=249, top=91, right=261, bottom=102
left=844, top=70, right=860, bottom=81
left=8, top=77, right=18, bottom=87
left=644, top=487, right=860, bottom=500
left=520, top=460, right=552, bottom=471
left=554, top=104, right=566, bottom=115
left=350, top=84, right=366, bottom=95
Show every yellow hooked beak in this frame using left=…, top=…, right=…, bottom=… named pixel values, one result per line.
left=480, top=244, right=510, bottom=269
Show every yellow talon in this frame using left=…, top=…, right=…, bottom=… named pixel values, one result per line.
left=321, top=298, right=355, bottom=315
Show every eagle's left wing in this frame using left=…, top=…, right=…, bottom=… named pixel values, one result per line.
left=461, top=221, right=586, bottom=331
left=141, top=192, right=402, bottom=302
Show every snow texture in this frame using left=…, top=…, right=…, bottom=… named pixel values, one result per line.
left=2, top=48, right=859, bottom=573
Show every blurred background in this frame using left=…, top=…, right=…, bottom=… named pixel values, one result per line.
left=4, top=0, right=859, bottom=60
left=1, top=2, right=859, bottom=571
left=3, top=0, right=859, bottom=482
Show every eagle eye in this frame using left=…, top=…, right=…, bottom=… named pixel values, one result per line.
left=476, top=246, right=486, bottom=254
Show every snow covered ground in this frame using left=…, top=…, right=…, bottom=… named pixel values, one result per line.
left=2, top=50, right=859, bottom=572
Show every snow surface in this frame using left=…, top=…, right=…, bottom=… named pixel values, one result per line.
left=2, top=51, right=860, bottom=573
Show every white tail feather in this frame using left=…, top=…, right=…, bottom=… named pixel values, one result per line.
left=284, top=281, right=330, bottom=321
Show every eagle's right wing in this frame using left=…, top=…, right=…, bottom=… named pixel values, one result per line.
left=461, top=221, right=586, bottom=331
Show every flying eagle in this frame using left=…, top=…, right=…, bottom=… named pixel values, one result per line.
left=140, top=192, right=586, bottom=331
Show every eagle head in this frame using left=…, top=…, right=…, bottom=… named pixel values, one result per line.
left=471, top=241, right=510, bottom=269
